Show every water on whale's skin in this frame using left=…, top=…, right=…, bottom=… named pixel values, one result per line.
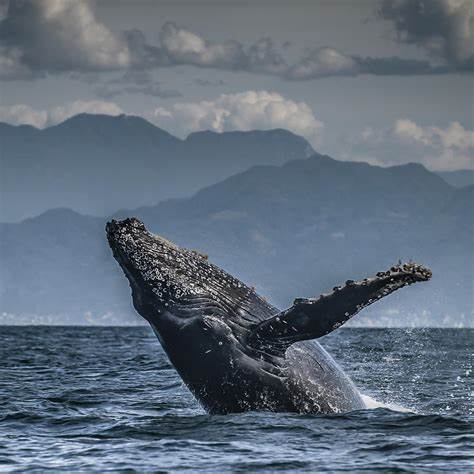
left=0, top=326, right=472, bottom=472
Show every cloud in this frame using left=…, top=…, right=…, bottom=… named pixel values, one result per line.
left=342, top=119, right=474, bottom=171
left=246, top=37, right=289, bottom=74
left=436, top=122, right=474, bottom=150
left=148, top=90, right=324, bottom=147
left=159, top=23, right=288, bottom=75
left=393, top=119, right=474, bottom=151
left=0, top=104, right=47, bottom=128
left=0, top=45, right=34, bottom=79
left=0, top=0, right=131, bottom=79
left=159, top=22, right=246, bottom=69
left=1, top=1, right=459, bottom=82
left=0, top=100, right=123, bottom=128
left=159, top=23, right=440, bottom=79
left=379, top=0, right=474, bottom=70
left=287, top=48, right=358, bottom=79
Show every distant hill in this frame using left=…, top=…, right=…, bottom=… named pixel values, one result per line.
left=0, top=113, right=313, bottom=222
left=436, top=170, right=474, bottom=188
left=1, top=155, right=472, bottom=326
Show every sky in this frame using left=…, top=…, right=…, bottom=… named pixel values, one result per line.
left=0, top=0, right=473, bottom=171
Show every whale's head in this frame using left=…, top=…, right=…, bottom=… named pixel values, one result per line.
left=106, top=218, right=277, bottom=411
left=107, top=217, right=200, bottom=319
left=108, top=219, right=269, bottom=329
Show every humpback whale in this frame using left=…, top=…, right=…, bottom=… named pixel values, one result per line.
left=106, top=218, right=431, bottom=414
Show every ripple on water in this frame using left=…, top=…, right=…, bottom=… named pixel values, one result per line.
left=0, top=326, right=472, bottom=471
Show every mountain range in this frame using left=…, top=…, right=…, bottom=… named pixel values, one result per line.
left=1, top=113, right=471, bottom=223
left=0, top=114, right=313, bottom=222
left=1, top=143, right=472, bottom=326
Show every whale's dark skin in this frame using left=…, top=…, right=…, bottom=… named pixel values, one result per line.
left=106, top=218, right=432, bottom=415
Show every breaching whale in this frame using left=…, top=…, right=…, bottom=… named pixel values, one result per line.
left=106, top=218, right=432, bottom=414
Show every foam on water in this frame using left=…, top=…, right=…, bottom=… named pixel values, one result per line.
left=360, top=393, right=413, bottom=413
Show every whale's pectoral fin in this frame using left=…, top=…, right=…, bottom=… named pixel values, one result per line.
left=249, top=263, right=431, bottom=355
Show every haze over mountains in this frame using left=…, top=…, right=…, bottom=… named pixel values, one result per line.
left=0, top=114, right=313, bottom=222
left=436, top=170, right=474, bottom=188
left=0, top=118, right=472, bottom=327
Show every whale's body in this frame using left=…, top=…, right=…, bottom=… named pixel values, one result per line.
left=106, top=218, right=431, bottom=414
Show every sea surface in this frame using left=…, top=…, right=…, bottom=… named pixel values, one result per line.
left=0, top=326, right=472, bottom=472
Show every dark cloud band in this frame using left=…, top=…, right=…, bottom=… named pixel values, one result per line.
left=0, top=0, right=471, bottom=84
left=378, top=0, right=474, bottom=71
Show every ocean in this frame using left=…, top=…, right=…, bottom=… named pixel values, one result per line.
left=0, top=326, right=472, bottom=472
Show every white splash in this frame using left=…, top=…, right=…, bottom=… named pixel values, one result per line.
left=360, top=393, right=413, bottom=413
